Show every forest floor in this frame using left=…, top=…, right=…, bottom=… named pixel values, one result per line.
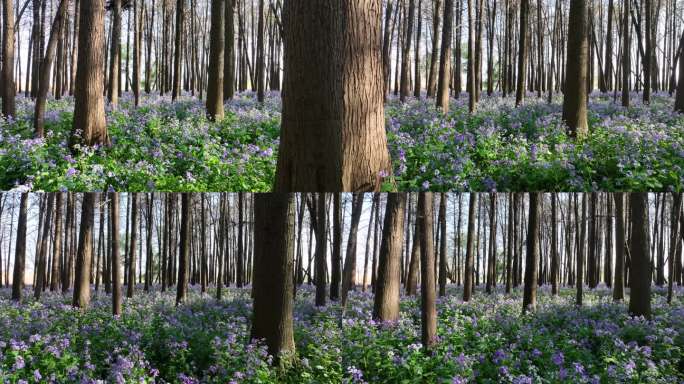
left=0, top=285, right=682, bottom=383
left=0, top=92, right=682, bottom=192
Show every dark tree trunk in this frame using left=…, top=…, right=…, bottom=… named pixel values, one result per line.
left=629, top=193, right=651, bottom=318
left=73, top=193, right=95, bottom=309
left=207, top=0, right=225, bottom=119
left=2, top=0, right=16, bottom=117
left=613, top=193, right=625, bottom=301
left=563, top=0, right=589, bottom=138
left=522, top=193, right=540, bottom=312
left=176, top=193, right=190, bottom=305
left=437, top=0, right=453, bottom=111
left=438, top=193, right=448, bottom=296
left=251, top=193, right=296, bottom=364
left=418, top=192, right=437, bottom=352
left=11, top=194, right=28, bottom=302
left=110, top=193, right=122, bottom=315
left=515, top=0, right=528, bottom=106
left=463, top=193, right=477, bottom=301
left=314, top=193, right=327, bottom=306
left=330, top=193, right=342, bottom=300
left=373, top=193, right=406, bottom=322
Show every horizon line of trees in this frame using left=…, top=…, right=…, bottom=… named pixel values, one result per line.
left=4, top=1, right=684, bottom=191
left=0, top=192, right=680, bottom=359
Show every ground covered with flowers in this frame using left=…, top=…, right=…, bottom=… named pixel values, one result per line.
left=0, top=92, right=683, bottom=192
left=0, top=285, right=682, bottom=383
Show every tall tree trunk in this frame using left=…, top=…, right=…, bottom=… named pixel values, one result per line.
left=436, top=0, right=453, bottom=111
left=224, top=0, right=235, bottom=99
left=522, top=193, right=540, bottom=312
left=1, top=0, right=16, bottom=117
left=644, top=0, right=652, bottom=104
left=463, top=193, right=477, bottom=301
left=576, top=193, right=586, bottom=306
left=172, top=0, right=184, bottom=100
left=133, top=0, right=141, bottom=106
left=70, top=0, right=108, bottom=148
left=667, top=193, right=682, bottom=304
left=330, top=193, right=342, bottom=300
left=11, top=193, right=28, bottom=302
left=373, top=193, right=406, bottom=322
left=427, top=0, right=442, bottom=97
left=400, top=0, right=415, bottom=101
left=33, top=0, right=69, bottom=137
left=73, top=193, right=95, bottom=309
left=176, top=193, right=190, bottom=305
left=438, top=193, right=448, bottom=296
left=341, top=193, right=364, bottom=305
left=515, top=0, right=528, bottom=106
left=629, top=193, right=651, bottom=318
left=551, top=193, right=559, bottom=295
left=256, top=0, right=265, bottom=102
left=622, top=0, right=630, bottom=107
left=51, top=193, right=63, bottom=291
left=277, top=0, right=391, bottom=192
left=613, top=193, right=625, bottom=301
left=251, top=193, right=296, bottom=364
left=108, top=0, right=122, bottom=108
left=418, top=192, right=437, bottom=352
left=563, top=0, right=589, bottom=139
left=35, top=194, right=55, bottom=299
left=110, top=193, right=122, bottom=315
left=127, top=193, right=138, bottom=298
left=314, top=193, right=327, bottom=306
left=206, top=0, right=225, bottom=119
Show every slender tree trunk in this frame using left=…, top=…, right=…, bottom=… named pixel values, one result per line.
left=667, top=193, right=682, bottom=303
left=73, top=193, right=95, bottom=309
left=613, top=193, right=625, bottom=301
left=110, top=193, right=122, bottom=315
left=418, top=192, right=437, bottom=352
left=515, top=0, right=528, bottom=105
left=436, top=0, right=453, bottom=111
left=551, top=193, right=559, bottom=295
left=127, top=193, right=138, bottom=298
left=11, top=193, right=28, bottom=302
left=176, top=193, right=190, bottom=305
left=331, top=193, right=342, bottom=300
left=50, top=193, right=63, bottom=291
left=172, top=0, right=184, bottom=100
left=314, top=193, right=327, bottom=306
left=341, top=193, right=364, bottom=305
left=108, top=0, right=122, bottom=108
left=427, top=0, right=442, bottom=97
left=206, top=0, right=225, bottom=119
left=522, top=193, right=540, bottom=312
left=622, top=0, right=630, bottom=107
left=438, top=193, right=448, bottom=296
left=463, top=193, right=477, bottom=301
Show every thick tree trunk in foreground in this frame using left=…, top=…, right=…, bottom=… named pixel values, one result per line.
left=629, top=193, right=651, bottom=318
left=251, top=193, right=296, bottom=364
left=207, top=0, right=225, bottom=120
left=276, top=0, right=391, bottom=192
left=71, top=0, right=108, bottom=148
left=562, top=0, right=589, bottom=139
left=418, top=192, right=437, bottom=352
left=373, top=193, right=406, bottom=322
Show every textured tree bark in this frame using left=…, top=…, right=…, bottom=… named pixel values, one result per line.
left=276, top=0, right=391, bottom=192
left=576, top=193, right=586, bottom=306
left=1, top=0, right=16, bottom=117
left=11, top=194, right=28, bottom=302
left=515, top=0, right=528, bottom=106
left=73, top=193, right=95, bottom=309
left=486, top=193, right=496, bottom=294
left=314, top=193, right=327, bottom=306
left=108, top=0, right=121, bottom=108
left=436, top=0, right=453, bottom=111
left=373, top=193, right=406, bottom=322
left=110, top=193, right=122, bottom=315
left=71, top=0, right=108, bottom=148
left=251, top=193, right=296, bottom=364
left=176, top=193, right=190, bottom=305
left=133, top=0, right=141, bottom=106
left=50, top=193, right=64, bottom=291
left=207, top=0, right=225, bottom=119
left=256, top=0, right=265, bottom=102
left=330, top=193, right=342, bottom=300
left=522, top=193, right=540, bottom=312
left=629, top=193, right=651, bottom=318
left=172, top=0, right=184, bottom=100
left=563, top=0, right=589, bottom=139
left=427, top=0, right=442, bottom=98
left=418, top=192, right=437, bottom=352
left=674, top=28, right=684, bottom=112
left=406, top=211, right=420, bottom=296
left=463, top=193, right=477, bottom=301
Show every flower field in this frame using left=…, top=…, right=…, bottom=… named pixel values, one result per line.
left=0, top=92, right=683, bottom=192
left=1, top=285, right=682, bottom=383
